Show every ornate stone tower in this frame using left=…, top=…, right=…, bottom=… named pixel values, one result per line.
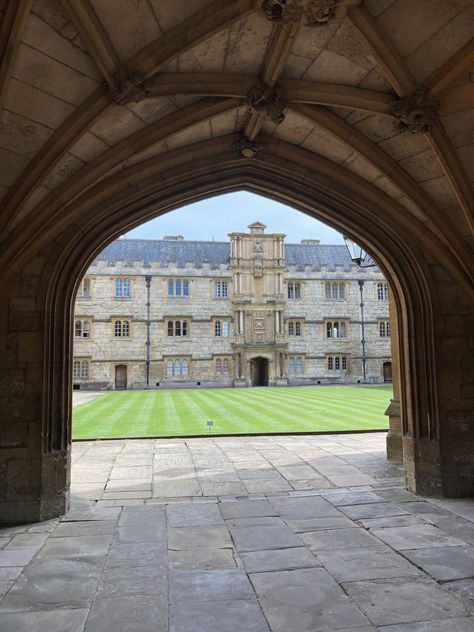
left=228, top=222, right=288, bottom=386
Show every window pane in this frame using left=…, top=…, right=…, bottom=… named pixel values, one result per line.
left=222, top=321, right=229, bottom=337
left=81, top=361, right=89, bottom=378
left=223, top=358, right=229, bottom=374
left=167, top=321, right=174, bottom=336
left=75, top=321, right=82, bottom=337
left=339, top=283, right=345, bottom=300
left=73, top=361, right=80, bottom=378
left=288, top=283, right=293, bottom=299
left=123, top=321, right=129, bottom=337
left=387, top=322, right=391, bottom=337
left=175, top=360, right=181, bottom=376
left=325, top=282, right=331, bottom=301
left=295, top=283, right=301, bottom=299
left=168, top=280, right=174, bottom=296
left=328, top=357, right=333, bottom=370
left=289, top=322, right=294, bottom=336
left=115, top=278, right=122, bottom=297
left=123, top=278, right=130, bottom=297
left=215, top=282, right=220, bottom=298
left=167, top=360, right=173, bottom=376
left=83, top=321, right=90, bottom=338
left=216, top=358, right=222, bottom=374
left=182, top=321, right=188, bottom=336
left=335, top=357, right=340, bottom=370
left=342, top=357, right=347, bottom=370
left=380, top=322, right=385, bottom=337
left=115, top=321, right=121, bottom=337
left=83, top=278, right=91, bottom=298
left=295, top=322, right=301, bottom=336
left=334, top=322, right=339, bottom=338
left=215, top=320, right=221, bottom=336
left=296, top=357, right=303, bottom=373
left=175, top=321, right=181, bottom=336
left=289, top=358, right=295, bottom=374
left=326, top=322, right=332, bottom=338
left=340, top=322, right=346, bottom=338
left=183, top=280, right=189, bottom=296
left=175, top=279, right=181, bottom=296
left=332, top=282, right=338, bottom=299
left=182, top=360, right=189, bottom=375
left=222, top=281, right=228, bottom=298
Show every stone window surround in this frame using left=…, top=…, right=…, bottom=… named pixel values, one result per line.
left=73, top=358, right=91, bottom=379
left=76, top=276, right=92, bottom=299
left=324, top=281, right=346, bottom=301
left=287, top=280, right=303, bottom=299
left=166, top=319, right=191, bottom=337
left=213, top=318, right=231, bottom=337
left=164, top=356, right=191, bottom=377
left=214, top=279, right=229, bottom=299
left=376, top=281, right=389, bottom=301
left=74, top=318, right=91, bottom=339
left=325, top=320, right=350, bottom=339
left=287, top=319, right=303, bottom=336
left=167, top=277, right=190, bottom=297
left=113, top=276, right=132, bottom=299
left=327, top=355, right=349, bottom=371
left=113, top=318, right=131, bottom=338
left=379, top=320, right=391, bottom=337
left=289, top=355, right=304, bottom=374
left=215, top=356, right=232, bottom=375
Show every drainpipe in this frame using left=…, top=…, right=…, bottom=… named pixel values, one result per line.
left=358, top=279, right=367, bottom=383
left=145, top=275, right=151, bottom=388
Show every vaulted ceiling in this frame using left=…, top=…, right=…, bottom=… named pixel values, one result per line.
left=0, top=0, right=473, bottom=281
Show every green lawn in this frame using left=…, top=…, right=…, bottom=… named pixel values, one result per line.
left=72, top=385, right=392, bottom=440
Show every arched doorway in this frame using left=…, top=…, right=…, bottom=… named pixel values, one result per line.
left=115, top=365, right=127, bottom=390
left=251, top=357, right=269, bottom=387
left=383, top=361, right=393, bottom=384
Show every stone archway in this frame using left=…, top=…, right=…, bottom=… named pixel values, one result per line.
left=251, top=357, right=269, bottom=387
left=1, top=156, right=473, bottom=523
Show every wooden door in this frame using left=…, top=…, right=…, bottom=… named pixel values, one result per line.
left=115, top=364, right=127, bottom=390
left=383, top=362, right=392, bottom=383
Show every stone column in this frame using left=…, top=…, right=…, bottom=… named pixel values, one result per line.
left=385, top=288, right=403, bottom=461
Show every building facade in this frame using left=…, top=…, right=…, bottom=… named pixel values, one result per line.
left=73, top=223, right=392, bottom=390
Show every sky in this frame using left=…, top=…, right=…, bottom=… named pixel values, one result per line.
left=124, top=191, right=345, bottom=245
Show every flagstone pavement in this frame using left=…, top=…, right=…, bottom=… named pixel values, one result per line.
left=1, top=432, right=474, bottom=631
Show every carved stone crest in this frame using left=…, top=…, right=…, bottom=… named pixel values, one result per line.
left=248, top=84, right=286, bottom=124
left=391, top=89, right=439, bottom=134
left=233, top=137, right=263, bottom=158
left=107, top=69, right=148, bottom=105
left=262, top=0, right=360, bottom=27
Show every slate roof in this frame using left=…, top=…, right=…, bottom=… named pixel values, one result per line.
left=94, top=238, right=359, bottom=271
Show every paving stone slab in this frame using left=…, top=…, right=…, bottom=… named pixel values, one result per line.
left=378, top=617, right=474, bottom=631
left=5, top=533, right=48, bottom=550
left=198, top=469, right=240, bottom=482
left=115, top=521, right=167, bottom=543
left=371, top=524, right=466, bottom=550
left=322, top=491, right=386, bottom=506
left=243, top=478, right=292, bottom=493
left=219, top=499, right=276, bottom=520
left=343, top=576, right=468, bottom=626
left=403, top=501, right=452, bottom=515
left=169, top=598, right=270, bottom=632
left=61, top=506, right=121, bottom=522
left=0, top=549, right=37, bottom=567
left=269, top=496, right=342, bottom=519
left=0, top=608, right=89, bottom=632
left=284, top=516, right=355, bottom=532
left=317, top=546, right=422, bottom=582
left=168, top=525, right=233, bottom=550
left=201, top=482, right=248, bottom=496
left=401, top=546, right=474, bottom=581
left=0, top=556, right=103, bottom=611
left=154, top=479, right=202, bottom=497
left=250, top=567, right=370, bottom=632
left=84, top=595, right=168, bottom=632
left=169, top=569, right=254, bottom=603
left=300, top=528, right=381, bottom=550
left=225, top=517, right=284, bottom=528
left=423, top=516, right=474, bottom=544
left=357, top=515, right=425, bottom=530
left=444, top=579, right=474, bottom=611
left=97, top=564, right=168, bottom=599
left=38, top=535, right=112, bottom=558
left=169, top=548, right=237, bottom=570
left=241, top=547, right=319, bottom=573
left=0, top=566, right=23, bottom=580
left=229, top=524, right=303, bottom=552
left=340, top=502, right=410, bottom=520
left=105, top=542, right=166, bottom=568
left=51, top=520, right=117, bottom=538
left=237, top=468, right=283, bottom=480
left=167, top=503, right=223, bottom=527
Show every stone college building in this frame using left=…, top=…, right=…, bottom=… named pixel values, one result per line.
left=73, top=222, right=392, bottom=390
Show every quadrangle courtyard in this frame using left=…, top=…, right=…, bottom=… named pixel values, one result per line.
left=1, top=432, right=474, bottom=631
